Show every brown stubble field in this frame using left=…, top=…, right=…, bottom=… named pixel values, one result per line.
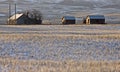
left=0, top=57, right=120, bottom=72
left=0, top=24, right=120, bottom=71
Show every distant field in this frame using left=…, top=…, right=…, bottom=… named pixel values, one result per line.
left=0, top=24, right=120, bottom=71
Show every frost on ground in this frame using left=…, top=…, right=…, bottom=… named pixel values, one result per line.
left=0, top=34, right=120, bottom=61
left=0, top=25, right=120, bottom=71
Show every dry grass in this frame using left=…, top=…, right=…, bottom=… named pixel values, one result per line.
left=0, top=32, right=120, bottom=39
left=0, top=25, right=120, bottom=71
left=0, top=34, right=119, bottom=72
left=0, top=57, right=119, bottom=72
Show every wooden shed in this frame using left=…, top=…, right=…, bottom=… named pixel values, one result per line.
left=62, top=16, right=76, bottom=24
left=8, top=13, right=42, bottom=25
left=86, top=15, right=105, bottom=24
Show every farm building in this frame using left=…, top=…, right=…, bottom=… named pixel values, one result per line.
left=82, top=18, right=86, bottom=24
left=8, top=13, right=26, bottom=25
left=62, top=16, right=76, bottom=24
left=86, top=15, right=105, bottom=24
left=8, top=13, right=42, bottom=25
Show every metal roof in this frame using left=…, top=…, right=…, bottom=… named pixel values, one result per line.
left=88, top=15, right=105, bottom=19
left=9, top=13, right=24, bottom=20
left=63, top=16, right=75, bottom=20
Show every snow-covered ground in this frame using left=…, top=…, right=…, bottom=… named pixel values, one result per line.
left=0, top=25, right=120, bottom=61
left=0, top=24, right=120, bottom=71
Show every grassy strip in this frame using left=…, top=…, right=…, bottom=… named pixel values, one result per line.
left=0, top=57, right=119, bottom=72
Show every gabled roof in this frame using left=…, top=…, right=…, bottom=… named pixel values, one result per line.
left=63, top=16, right=75, bottom=20
left=9, top=13, right=24, bottom=20
left=88, top=15, right=105, bottom=19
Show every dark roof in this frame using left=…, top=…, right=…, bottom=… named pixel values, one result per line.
left=88, top=15, right=105, bottom=19
left=63, top=16, right=75, bottom=20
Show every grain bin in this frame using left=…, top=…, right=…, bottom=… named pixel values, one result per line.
left=86, top=15, right=105, bottom=24
left=62, top=16, right=76, bottom=24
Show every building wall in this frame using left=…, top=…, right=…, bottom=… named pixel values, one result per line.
left=62, top=19, right=75, bottom=24
left=65, top=20, right=75, bottom=24
left=8, top=20, right=15, bottom=25
left=17, top=16, right=26, bottom=24
left=62, top=18, right=65, bottom=24
left=90, top=19, right=105, bottom=24
left=86, top=17, right=90, bottom=24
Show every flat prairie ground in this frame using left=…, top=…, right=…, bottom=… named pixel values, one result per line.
left=0, top=24, right=120, bottom=72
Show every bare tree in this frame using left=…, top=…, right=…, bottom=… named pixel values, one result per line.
left=23, top=9, right=43, bottom=24
left=24, top=9, right=42, bottom=20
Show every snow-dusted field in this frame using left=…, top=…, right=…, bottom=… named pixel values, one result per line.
left=0, top=24, right=120, bottom=71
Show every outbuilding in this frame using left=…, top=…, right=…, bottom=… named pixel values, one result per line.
left=8, top=13, right=42, bottom=25
left=62, top=16, right=76, bottom=24
left=86, top=15, right=105, bottom=24
left=8, top=13, right=25, bottom=25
